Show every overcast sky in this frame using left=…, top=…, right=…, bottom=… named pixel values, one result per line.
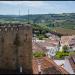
left=0, top=1, right=75, bottom=15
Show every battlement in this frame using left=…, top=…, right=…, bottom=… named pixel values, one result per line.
left=0, top=23, right=32, bottom=31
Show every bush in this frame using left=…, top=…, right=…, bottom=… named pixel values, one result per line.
left=33, top=51, right=46, bottom=58
left=37, top=34, right=45, bottom=40
left=55, top=51, right=69, bottom=59
left=62, top=45, right=69, bottom=52
left=55, top=51, right=63, bottom=59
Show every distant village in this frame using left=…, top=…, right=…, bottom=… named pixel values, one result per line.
left=32, top=31, right=75, bottom=74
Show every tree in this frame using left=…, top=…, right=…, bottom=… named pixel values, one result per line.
left=55, top=50, right=69, bottom=59
left=62, top=45, right=69, bottom=52
left=38, top=35, right=44, bottom=40
left=36, top=34, right=45, bottom=40
left=55, top=51, right=63, bottom=59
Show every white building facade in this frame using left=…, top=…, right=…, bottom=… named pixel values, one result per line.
left=63, top=57, right=75, bottom=74
left=46, top=46, right=59, bottom=57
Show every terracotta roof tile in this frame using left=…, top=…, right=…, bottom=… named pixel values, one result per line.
left=32, top=57, right=69, bottom=74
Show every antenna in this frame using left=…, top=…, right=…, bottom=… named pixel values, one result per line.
left=19, top=8, right=20, bottom=16
left=28, top=8, right=29, bottom=24
left=19, top=8, right=21, bottom=23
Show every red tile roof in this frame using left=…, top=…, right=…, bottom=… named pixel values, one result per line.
left=32, top=42, right=47, bottom=52
left=61, top=35, right=75, bottom=46
left=32, top=57, right=69, bottom=74
left=32, top=42, right=43, bottom=52
left=46, top=39, right=59, bottom=45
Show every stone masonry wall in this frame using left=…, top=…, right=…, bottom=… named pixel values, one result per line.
left=0, top=23, right=32, bottom=74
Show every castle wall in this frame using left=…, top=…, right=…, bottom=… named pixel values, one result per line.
left=0, top=23, right=32, bottom=73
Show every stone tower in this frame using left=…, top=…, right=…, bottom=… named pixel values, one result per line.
left=0, top=23, right=32, bottom=74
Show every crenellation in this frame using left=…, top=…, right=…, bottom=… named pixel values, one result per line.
left=0, top=23, right=31, bottom=32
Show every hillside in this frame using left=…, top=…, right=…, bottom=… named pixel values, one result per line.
left=52, top=27, right=75, bottom=35
left=0, top=13, right=75, bottom=30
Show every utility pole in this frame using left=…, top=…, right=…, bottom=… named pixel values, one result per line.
left=19, top=8, right=21, bottom=24
left=19, top=8, right=20, bottom=17
left=28, top=8, right=29, bottom=24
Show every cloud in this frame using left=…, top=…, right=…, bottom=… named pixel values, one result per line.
left=0, top=1, right=75, bottom=15
left=24, top=1, right=44, bottom=7
left=0, top=1, right=22, bottom=5
left=0, top=1, right=44, bottom=8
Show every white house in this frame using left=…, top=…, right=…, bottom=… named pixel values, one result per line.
left=46, top=46, right=59, bottom=57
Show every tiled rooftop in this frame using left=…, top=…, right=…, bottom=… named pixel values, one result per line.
left=32, top=42, right=44, bottom=52
left=61, top=35, right=75, bottom=46
left=32, top=57, right=69, bottom=74
left=32, top=38, right=60, bottom=53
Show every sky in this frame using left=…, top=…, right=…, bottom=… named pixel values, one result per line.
left=0, top=1, right=75, bottom=15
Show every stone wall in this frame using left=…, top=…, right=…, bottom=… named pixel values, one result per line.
left=0, top=23, right=32, bottom=74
